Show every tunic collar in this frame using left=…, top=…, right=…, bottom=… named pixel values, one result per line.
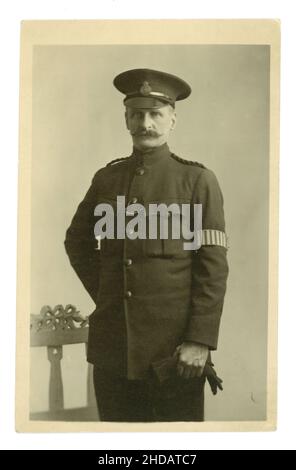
left=132, top=142, right=171, bottom=167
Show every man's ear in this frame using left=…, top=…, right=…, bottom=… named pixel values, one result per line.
left=125, top=110, right=130, bottom=130
left=170, top=111, right=177, bottom=131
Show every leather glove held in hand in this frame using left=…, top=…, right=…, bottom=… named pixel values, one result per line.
left=151, top=355, right=223, bottom=395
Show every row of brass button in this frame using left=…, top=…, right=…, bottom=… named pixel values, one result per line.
left=124, top=166, right=144, bottom=299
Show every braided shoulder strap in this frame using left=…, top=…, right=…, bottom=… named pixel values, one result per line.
left=170, top=153, right=206, bottom=169
left=106, top=156, right=131, bottom=167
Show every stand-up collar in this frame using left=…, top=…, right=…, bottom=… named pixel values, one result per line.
left=132, top=142, right=171, bottom=166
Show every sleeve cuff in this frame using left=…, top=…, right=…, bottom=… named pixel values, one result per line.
left=183, top=312, right=222, bottom=350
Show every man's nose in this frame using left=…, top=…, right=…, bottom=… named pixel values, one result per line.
left=140, top=113, right=153, bottom=129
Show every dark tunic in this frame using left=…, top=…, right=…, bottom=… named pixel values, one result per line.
left=64, top=143, right=229, bottom=380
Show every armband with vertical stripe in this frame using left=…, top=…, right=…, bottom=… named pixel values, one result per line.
left=195, top=229, right=229, bottom=250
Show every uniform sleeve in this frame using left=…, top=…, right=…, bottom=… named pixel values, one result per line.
left=64, top=172, right=101, bottom=303
left=183, top=169, right=229, bottom=350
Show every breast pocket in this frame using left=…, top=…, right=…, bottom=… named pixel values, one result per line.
left=144, top=201, right=192, bottom=259
left=94, top=195, right=123, bottom=257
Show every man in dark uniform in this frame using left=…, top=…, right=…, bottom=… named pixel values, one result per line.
left=64, top=68, right=229, bottom=422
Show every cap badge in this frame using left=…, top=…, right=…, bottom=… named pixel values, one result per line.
left=140, top=81, right=152, bottom=96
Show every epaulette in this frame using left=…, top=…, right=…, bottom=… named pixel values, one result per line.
left=106, top=156, right=131, bottom=167
left=170, top=153, right=206, bottom=169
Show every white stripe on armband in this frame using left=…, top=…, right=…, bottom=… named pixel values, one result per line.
left=200, top=230, right=228, bottom=249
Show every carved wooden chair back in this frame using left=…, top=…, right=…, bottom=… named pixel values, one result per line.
left=30, top=304, right=98, bottom=421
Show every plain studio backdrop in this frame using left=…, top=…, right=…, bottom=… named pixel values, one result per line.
left=30, top=45, right=269, bottom=421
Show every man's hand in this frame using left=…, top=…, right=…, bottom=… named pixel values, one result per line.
left=174, top=342, right=209, bottom=379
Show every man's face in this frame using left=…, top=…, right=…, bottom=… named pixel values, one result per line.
left=125, top=104, right=177, bottom=152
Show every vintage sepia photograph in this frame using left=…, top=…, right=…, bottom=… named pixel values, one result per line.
left=16, top=20, right=280, bottom=432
